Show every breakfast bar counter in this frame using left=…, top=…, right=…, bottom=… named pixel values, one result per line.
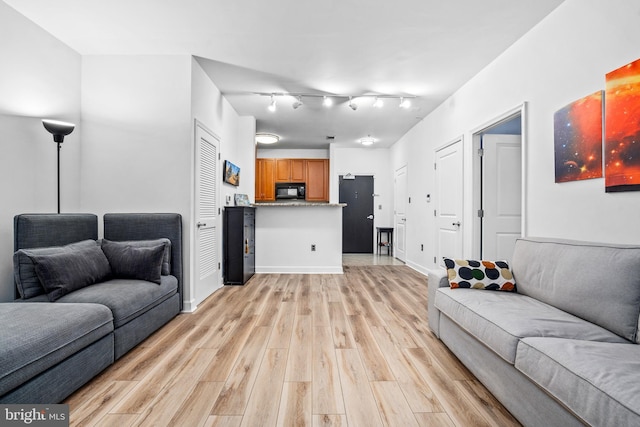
left=253, top=202, right=346, bottom=274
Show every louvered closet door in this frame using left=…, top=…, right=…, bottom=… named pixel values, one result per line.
left=195, top=123, right=221, bottom=306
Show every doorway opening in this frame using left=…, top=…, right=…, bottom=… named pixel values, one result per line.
left=339, top=175, right=374, bottom=253
left=472, top=104, right=527, bottom=262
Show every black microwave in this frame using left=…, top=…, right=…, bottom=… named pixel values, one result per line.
left=275, top=183, right=306, bottom=200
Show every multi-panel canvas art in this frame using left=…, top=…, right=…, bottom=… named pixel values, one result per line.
left=605, top=58, right=640, bottom=192
left=554, top=91, right=603, bottom=183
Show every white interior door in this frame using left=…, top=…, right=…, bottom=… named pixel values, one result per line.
left=394, top=165, right=408, bottom=261
left=482, top=134, right=522, bottom=262
left=194, top=123, right=221, bottom=307
left=435, top=139, right=463, bottom=265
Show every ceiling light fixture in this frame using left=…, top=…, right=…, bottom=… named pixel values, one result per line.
left=359, top=135, right=375, bottom=146
left=323, top=96, right=333, bottom=107
left=399, top=97, right=411, bottom=109
left=292, top=96, right=303, bottom=109
left=255, top=133, right=280, bottom=144
left=373, top=97, right=383, bottom=108
left=268, top=94, right=277, bottom=112
left=348, top=97, right=358, bottom=111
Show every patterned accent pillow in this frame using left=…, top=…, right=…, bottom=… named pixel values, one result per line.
left=443, top=258, right=516, bottom=291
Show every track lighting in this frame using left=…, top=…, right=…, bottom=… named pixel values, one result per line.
left=268, top=95, right=276, bottom=112
left=348, top=97, right=358, bottom=111
left=256, top=92, right=415, bottom=111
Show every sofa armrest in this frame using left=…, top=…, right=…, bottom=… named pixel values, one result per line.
left=427, top=268, right=449, bottom=337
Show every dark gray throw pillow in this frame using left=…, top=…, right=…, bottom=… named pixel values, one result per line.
left=110, top=238, right=172, bottom=275
left=29, top=245, right=112, bottom=301
left=101, top=239, right=165, bottom=284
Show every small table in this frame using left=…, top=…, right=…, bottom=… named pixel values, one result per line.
left=376, top=227, right=394, bottom=255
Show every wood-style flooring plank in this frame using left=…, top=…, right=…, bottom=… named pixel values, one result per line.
left=69, top=381, right=137, bottom=427
left=312, top=414, right=347, bottom=427
left=168, top=382, right=224, bottom=427
left=328, top=301, right=355, bottom=349
left=370, top=381, right=420, bottom=427
left=276, top=382, right=312, bottom=427
left=347, top=314, right=395, bottom=381
left=312, top=327, right=345, bottom=415
left=285, top=315, right=312, bottom=382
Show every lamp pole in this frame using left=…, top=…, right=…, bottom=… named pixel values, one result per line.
left=57, top=142, right=61, bottom=214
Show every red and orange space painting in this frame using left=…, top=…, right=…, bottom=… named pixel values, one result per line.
left=605, top=58, right=640, bottom=192
left=554, top=91, right=603, bottom=183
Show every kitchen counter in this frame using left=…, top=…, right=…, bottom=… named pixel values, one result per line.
left=254, top=203, right=344, bottom=274
left=254, top=202, right=346, bottom=207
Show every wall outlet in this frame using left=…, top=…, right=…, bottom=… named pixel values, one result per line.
left=311, top=244, right=316, bottom=252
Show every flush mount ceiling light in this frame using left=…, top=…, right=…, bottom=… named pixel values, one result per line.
left=255, top=133, right=280, bottom=144
left=292, top=96, right=303, bottom=109
left=359, top=135, right=376, bottom=146
left=267, top=94, right=277, bottom=112
left=348, top=96, right=358, bottom=111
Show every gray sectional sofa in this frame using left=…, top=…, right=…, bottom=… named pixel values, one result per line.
left=0, top=213, right=182, bottom=404
left=428, top=237, right=640, bottom=426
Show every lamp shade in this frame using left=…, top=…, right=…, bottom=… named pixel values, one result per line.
left=42, top=119, right=75, bottom=143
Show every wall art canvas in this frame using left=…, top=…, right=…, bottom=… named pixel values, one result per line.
left=553, top=91, right=603, bottom=183
left=605, top=57, right=640, bottom=192
left=224, top=160, right=240, bottom=186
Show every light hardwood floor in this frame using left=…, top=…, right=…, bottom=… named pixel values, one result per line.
left=65, top=265, right=520, bottom=427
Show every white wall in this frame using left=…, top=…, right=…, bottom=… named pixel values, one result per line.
left=0, top=2, right=81, bottom=301
left=391, top=0, right=640, bottom=275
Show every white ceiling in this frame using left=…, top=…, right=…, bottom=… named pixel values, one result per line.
left=5, top=0, right=565, bottom=149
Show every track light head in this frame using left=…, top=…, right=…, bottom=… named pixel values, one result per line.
left=399, top=97, right=411, bottom=109
left=268, top=94, right=276, bottom=112
left=373, top=97, right=383, bottom=108
left=292, top=96, right=303, bottom=109
left=348, top=97, right=358, bottom=111
left=323, top=96, right=333, bottom=107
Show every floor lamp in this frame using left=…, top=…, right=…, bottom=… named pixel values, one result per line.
left=42, top=119, right=75, bottom=214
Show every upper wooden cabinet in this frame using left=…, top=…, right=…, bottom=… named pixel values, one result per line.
left=305, top=159, right=329, bottom=202
left=275, top=159, right=306, bottom=182
left=255, top=158, right=275, bottom=201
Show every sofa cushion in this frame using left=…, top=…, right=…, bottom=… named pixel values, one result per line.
left=13, top=239, right=99, bottom=299
left=53, top=275, right=178, bottom=328
left=516, top=337, right=640, bottom=426
left=0, top=302, right=113, bottom=397
left=434, top=287, right=628, bottom=364
left=512, top=237, right=640, bottom=342
left=102, top=238, right=171, bottom=275
left=101, top=240, right=165, bottom=284
left=29, top=245, right=112, bottom=301
left=443, top=258, right=515, bottom=291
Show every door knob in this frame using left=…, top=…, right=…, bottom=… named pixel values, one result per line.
left=452, top=222, right=461, bottom=227
left=366, top=215, right=374, bottom=220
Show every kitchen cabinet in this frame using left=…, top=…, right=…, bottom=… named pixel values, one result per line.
left=275, top=158, right=306, bottom=182
left=305, top=159, right=329, bottom=202
left=255, top=158, right=275, bottom=201
left=223, top=207, right=255, bottom=285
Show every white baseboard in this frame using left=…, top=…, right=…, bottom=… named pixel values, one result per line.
left=181, top=298, right=197, bottom=313
left=256, top=266, right=344, bottom=274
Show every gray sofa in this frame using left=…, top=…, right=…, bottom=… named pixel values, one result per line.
left=0, top=213, right=182, bottom=404
left=428, top=237, right=640, bottom=426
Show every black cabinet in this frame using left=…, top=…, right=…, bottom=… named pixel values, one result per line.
left=223, top=207, right=255, bottom=285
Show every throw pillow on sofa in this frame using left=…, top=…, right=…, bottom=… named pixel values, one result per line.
left=29, top=244, right=112, bottom=301
left=101, top=239, right=165, bottom=284
left=443, top=258, right=516, bottom=291
left=14, top=239, right=101, bottom=299
left=107, top=238, right=171, bottom=275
